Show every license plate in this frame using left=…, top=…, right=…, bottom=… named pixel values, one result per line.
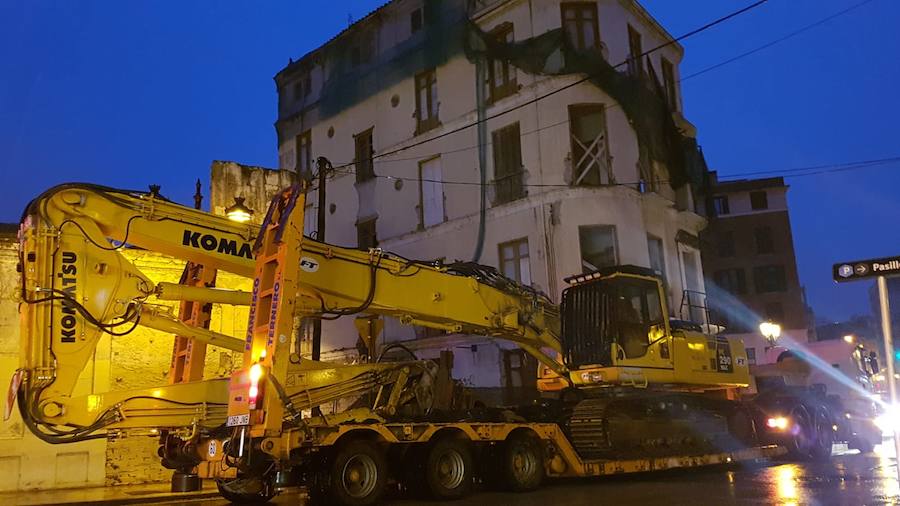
left=227, top=414, right=250, bottom=427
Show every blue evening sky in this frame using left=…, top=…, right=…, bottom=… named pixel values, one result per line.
left=1, top=1, right=898, bottom=323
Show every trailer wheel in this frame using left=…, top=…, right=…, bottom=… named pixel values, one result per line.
left=216, top=476, right=276, bottom=504
left=311, top=439, right=387, bottom=506
left=503, top=433, right=544, bottom=492
left=809, top=407, right=834, bottom=461
left=424, top=438, right=473, bottom=500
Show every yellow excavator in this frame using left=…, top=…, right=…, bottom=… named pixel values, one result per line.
left=13, top=182, right=791, bottom=505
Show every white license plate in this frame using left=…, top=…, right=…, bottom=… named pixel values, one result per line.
left=226, top=414, right=250, bottom=427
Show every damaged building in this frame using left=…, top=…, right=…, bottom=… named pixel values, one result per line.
left=215, top=0, right=713, bottom=403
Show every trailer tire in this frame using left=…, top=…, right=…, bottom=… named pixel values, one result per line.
left=503, top=434, right=544, bottom=492
left=311, top=439, right=387, bottom=506
left=786, top=405, right=814, bottom=461
left=424, top=438, right=473, bottom=500
left=216, top=476, right=276, bottom=504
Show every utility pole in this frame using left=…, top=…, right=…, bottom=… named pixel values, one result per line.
left=311, top=157, right=331, bottom=365
left=878, top=276, right=900, bottom=472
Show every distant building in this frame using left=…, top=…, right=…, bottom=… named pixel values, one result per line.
left=700, top=174, right=811, bottom=365
left=227, top=0, right=716, bottom=402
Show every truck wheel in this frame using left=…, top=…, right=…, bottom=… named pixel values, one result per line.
left=786, top=406, right=813, bottom=461
left=312, top=439, right=387, bottom=506
left=424, top=438, right=473, bottom=500
left=809, top=407, right=834, bottom=461
left=216, top=476, right=276, bottom=504
left=503, top=433, right=544, bottom=492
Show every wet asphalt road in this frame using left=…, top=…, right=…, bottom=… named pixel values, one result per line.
left=164, top=449, right=900, bottom=506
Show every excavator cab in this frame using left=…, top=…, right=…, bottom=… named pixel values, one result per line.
left=560, top=266, right=669, bottom=371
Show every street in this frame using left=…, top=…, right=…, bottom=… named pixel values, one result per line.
left=156, top=449, right=898, bottom=506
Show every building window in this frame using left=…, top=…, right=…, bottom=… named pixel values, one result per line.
left=765, top=302, right=785, bottom=323
left=753, top=265, right=787, bottom=293
left=491, top=122, right=524, bottom=204
left=354, top=128, right=375, bottom=183
left=410, top=8, right=423, bottom=33
left=418, top=157, right=444, bottom=228
left=569, top=104, right=612, bottom=186
left=627, top=24, right=643, bottom=76
left=712, top=195, right=730, bottom=216
left=661, top=57, right=677, bottom=110
left=357, top=217, right=378, bottom=250
left=746, top=347, right=757, bottom=366
left=489, top=23, right=517, bottom=102
left=713, top=268, right=747, bottom=295
left=750, top=190, right=768, bottom=210
left=415, top=69, right=439, bottom=134
left=499, top=238, right=532, bottom=285
left=295, top=130, right=312, bottom=176
left=717, top=231, right=735, bottom=258
left=579, top=225, right=617, bottom=272
left=755, top=226, right=774, bottom=254
left=647, top=235, right=666, bottom=280
left=561, top=3, right=600, bottom=52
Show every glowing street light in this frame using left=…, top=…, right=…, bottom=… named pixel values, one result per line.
left=760, top=320, right=782, bottom=347
left=844, top=334, right=856, bottom=344
left=225, top=197, right=253, bottom=223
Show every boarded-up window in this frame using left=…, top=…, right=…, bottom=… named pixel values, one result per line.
left=489, top=23, right=517, bottom=102
left=569, top=104, right=612, bottom=186
left=295, top=130, right=312, bottom=176
left=415, top=69, right=439, bottom=133
left=499, top=238, right=531, bottom=285
left=418, top=157, right=444, bottom=228
left=579, top=225, right=617, bottom=272
left=355, top=128, right=374, bottom=183
left=561, top=3, right=600, bottom=51
left=492, top=123, right=524, bottom=204
left=357, top=217, right=377, bottom=250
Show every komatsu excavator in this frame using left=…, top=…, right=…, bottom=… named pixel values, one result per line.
left=12, top=182, right=796, bottom=505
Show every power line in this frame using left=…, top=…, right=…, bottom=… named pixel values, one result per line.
left=680, top=0, right=876, bottom=82
left=329, top=0, right=769, bottom=170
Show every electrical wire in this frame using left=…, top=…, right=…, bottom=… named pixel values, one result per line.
left=326, top=0, right=769, bottom=171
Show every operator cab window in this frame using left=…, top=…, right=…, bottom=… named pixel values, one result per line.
left=614, top=278, right=663, bottom=359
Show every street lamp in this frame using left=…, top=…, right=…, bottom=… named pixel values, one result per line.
left=843, top=334, right=856, bottom=344
left=760, top=320, right=782, bottom=348
left=225, top=197, right=253, bottom=223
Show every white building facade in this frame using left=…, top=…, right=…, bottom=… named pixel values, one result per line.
left=267, top=0, right=712, bottom=402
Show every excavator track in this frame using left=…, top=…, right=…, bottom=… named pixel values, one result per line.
left=568, top=393, right=742, bottom=460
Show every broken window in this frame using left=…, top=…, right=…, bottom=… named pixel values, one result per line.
left=415, top=69, right=439, bottom=134
left=712, top=195, right=730, bottom=216
left=491, top=122, right=524, bottom=204
left=755, top=226, right=774, bottom=254
left=357, top=217, right=378, bottom=250
left=750, top=190, right=768, bottom=210
left=753, top=264, right=786, bottom=293
left=499, top=238, right=532, bottom=285
left=561, top=2, right=600, bottom=52
left=579, top=225, right=617, bottom=272
left=627, top=24, right=644, bottom=76
left=418, top=156, right=444, bottom=228
left=295, top=130, right=312, bottom=176
left=354, top=127, right=375, bottom=183
left=569, top=104, right=613, bottom=186
left=489, top=23, right=517, bottom=102
left=661, top=57, right=677, bottom=110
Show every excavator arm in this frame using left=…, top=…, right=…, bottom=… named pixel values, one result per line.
left=15, top=183, right=564, bottom=442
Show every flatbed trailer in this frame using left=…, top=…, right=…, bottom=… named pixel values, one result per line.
left=204, top=417, right=785, bottom=505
